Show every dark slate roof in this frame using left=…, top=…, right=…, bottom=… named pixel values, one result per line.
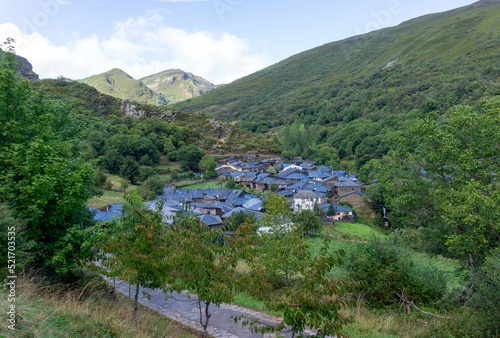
left=318, top=203, right=353, bottom=214
left=334, top=180, right=363, bottom=187
left=315, top=165, right=333, bottom=174
left=242, top=163, right=259, bottom=169
left=288, top=179, right=310, bottom=191
left=277, top=190, right=293, bottom=197
left=308, top=171, right=329, bottom=179
left=198, top=214, right=223, bottom=226
left=338, top=190, right=366, bottom=198
left=294, top=190, right=325, bottom=199
left=90, top=204, right=124, bottom=222
left=192, top=202, right=224, bottom=210
left=333, top=170, right=346, bottom=176
left=222, top=207, right=265, bottom=220
left=243, top=199, right=264, bottom=212
left=284, top=173, right=308, bottom=180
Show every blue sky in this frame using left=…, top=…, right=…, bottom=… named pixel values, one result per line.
left=0, top=0, right=477, bottom=83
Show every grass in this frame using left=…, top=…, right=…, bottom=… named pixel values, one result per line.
left=86, top=174, right=139, bottom=209
left=0, top=272, right=201, bottom=338
left=179, top=181, right=222, bottom=189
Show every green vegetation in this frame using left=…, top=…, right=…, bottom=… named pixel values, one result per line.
left=140, top=69, right=217, bottom=102
left=174, top=1, right=500, bottom=173
left=0, top=273, right=199, bottom=338
left=80, top=68, right=172, bottom=106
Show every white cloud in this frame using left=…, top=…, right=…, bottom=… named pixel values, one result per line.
left=0, top=11, right=269, bottom=84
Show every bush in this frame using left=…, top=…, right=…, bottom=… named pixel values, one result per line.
left=137, top=166, right=157, bottom=182
left=469, top=248, right=500, bottom=336
left=345, top=238, right=447, bottom=307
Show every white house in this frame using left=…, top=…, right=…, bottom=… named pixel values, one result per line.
left=292, top=190, right=327, bottom=212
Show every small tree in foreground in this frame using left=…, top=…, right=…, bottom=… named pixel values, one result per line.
left=163, top=212, right=250, bottom=338
left=96, top=192, right=168, bottom=328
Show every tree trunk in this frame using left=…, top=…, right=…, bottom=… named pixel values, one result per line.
left=198, top=300, right=211, bottom=338
left=133, top=284, right=140, bottom=328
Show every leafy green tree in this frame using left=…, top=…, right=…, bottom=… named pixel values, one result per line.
left=0, top=49, right=99, bottom=273
left=294, top=209, right=323, bottom=235
left=120, top=156, right=140, bottom=184
left=0, top=203, right=34, bottom=279
left=176, top=145, right=205, bottom=172
left=164, top=212, right=248, bottom=338
left=137, top=166, right=157, bottom=182
left=381, top=98, right=500, bottom=292
left=97, top=192, right=169, bottom=327
left=238, top=220, right=353, bottom=336
left=139, top=175, right=164, bottom=200
left=199, top=154, right=218, bottom=179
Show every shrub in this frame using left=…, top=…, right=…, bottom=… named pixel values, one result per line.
left=469, top=248, right=500, bottom=336
left=345, top=238, right=447, bottom=307
left=137, top=166, right=157, bottom=182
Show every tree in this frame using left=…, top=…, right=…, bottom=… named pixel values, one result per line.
left=120, top=156, right=140, bottom=184
left=199, top=154, right=218, bottom=179
left=97, top=192, right=168, bottom=327
left=0, top=48, right=100, bottom=273
left=381, top=98, right=500, bottom=293
left=176, top=145, right=205, bottom=172
left=238, top=217, right=353, bottom=337
left=294, top=209, right=323, bottom=235
left=164, top=212, right=248, bottom=338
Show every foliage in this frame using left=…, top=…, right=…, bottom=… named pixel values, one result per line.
left=164, top=212, right=249, bottom=337
left=137, top=165, right=157, bottom=182
left=469, top=248, right=500, bottom=336
left=380, top=97, right=500, bottom=290
left=226, top=210, right=256, bottom=232
left=0, top=50, right=99, bottom=274
left=238, top=221, right=353, bottom=336
left=199, top=154, right=218, bottom=179
left=0, top=203, right=34, bottom=279
left=174, top=3, right=500, bottom=170
left=294, top=209, right=323, bottom=235
left=139, top=175, right=165, bottom=200
left=345, top=238, right=448, bottom=307
left=120, top=156, right=140, bottom=184
left=176, top=144, right=205, bottom=172
left=97, top=191, right=168, bottom=327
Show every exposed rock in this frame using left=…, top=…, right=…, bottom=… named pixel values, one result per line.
left=120, top=100, right=177, bottom=122
left=209, top=118, right=233, bottom=139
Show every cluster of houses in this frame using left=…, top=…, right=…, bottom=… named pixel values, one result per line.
left=152, top=154, right=367, bottom=229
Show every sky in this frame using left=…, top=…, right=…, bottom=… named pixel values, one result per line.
left=0, top=0, right=478, bottom=84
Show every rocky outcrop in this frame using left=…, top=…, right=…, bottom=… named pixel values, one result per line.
left=120, top=100, right=177, bottom=122
left=209, top=118, right=233, bottom=139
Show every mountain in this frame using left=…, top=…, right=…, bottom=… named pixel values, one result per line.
left=0, top=50, right=39, bottom=80
left=140, top=69, right=217, bottom=103
left=172, top=0, right=500, bottom=169
left=79, top=68, right=171, bottom=106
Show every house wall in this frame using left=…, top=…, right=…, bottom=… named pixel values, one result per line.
left=339, top=193, right=365, bottom=206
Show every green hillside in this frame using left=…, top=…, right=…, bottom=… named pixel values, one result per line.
left=79, top=68, right=172, bottom=106
left=173, top=0, right=500, bottom=169
left=140, top=69, right=217, bottom=103
left=38, top=77, right=279, bottom=154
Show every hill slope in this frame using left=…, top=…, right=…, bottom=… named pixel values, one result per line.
left=79, top=68, right=172, bottom=106
left=173, top=0, right=500, bottom=167
left=140, top=69, right=217, bottom=102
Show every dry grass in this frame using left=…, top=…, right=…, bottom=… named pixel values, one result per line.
left=0, top=273, right=201, bottom=337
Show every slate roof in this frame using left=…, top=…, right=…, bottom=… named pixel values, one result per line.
left=242, top=198, right=264, bottom=211
left=198, top=214, right=223, bottom=226
left=294, top=190, right=325, bottom=199
left=338, top=190, right=366, bottom=198
left=318, top=203, right=353, bottom=214
left=308, top=171, right=329, bottom=179
left=222, top=207, right=265, bottom=220
left=334, top=180, right=363, bottom=187
left=277, top=190, right=293, bottom=197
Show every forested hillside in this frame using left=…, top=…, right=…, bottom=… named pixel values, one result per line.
left=174, top=1, right=500, bottom=171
